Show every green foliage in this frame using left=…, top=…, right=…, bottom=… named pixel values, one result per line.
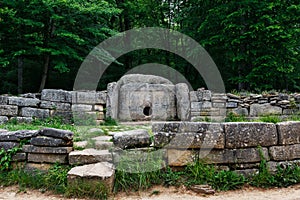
left=225, top=112, right=247, bottom=122
left=65, top=179, right=109, bottom=199
left=0, top=140, right=28, bottom=171
left=102, top=117, right=118, bottom=126
left=250, top=147, right=300, bottom=187
left=185, top=161, right=246, bottom=191
left=259, top=115, right=281, bottom=123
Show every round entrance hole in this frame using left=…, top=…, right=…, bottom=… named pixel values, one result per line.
left=143, top=106, right=152, bottom=116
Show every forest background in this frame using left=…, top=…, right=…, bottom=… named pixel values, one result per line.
left=0, top=0, right=299, bottom=94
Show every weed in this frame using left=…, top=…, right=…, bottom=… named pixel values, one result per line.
left=259, top=115, right=281, bottom=123
left=102, top=116, right=118, bottom=126
left=225, top=112, right=247, bottom=122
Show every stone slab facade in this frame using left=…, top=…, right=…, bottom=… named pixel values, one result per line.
left=0, top=89, right=106, bottom=125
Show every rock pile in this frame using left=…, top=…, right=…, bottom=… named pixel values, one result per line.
left=0, top=128, right=73, bottom=170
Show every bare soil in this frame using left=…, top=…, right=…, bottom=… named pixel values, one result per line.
left=1, top=184, right=300, bottom=200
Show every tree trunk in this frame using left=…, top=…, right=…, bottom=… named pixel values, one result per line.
left=38, top=55, right=50, bottom=92
left=17, top=56, right=23, bottom=94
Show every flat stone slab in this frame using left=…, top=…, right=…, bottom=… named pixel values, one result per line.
left=8, top=97, right=40, bottom=107
left=224, top=122, right=277, bottom=148
left=269, top=144, right=300, bottom=161
left=69, top=149, right=112, bottom=165
left=67, top=162, right=114, bottom=192
left=0, top=142, right=19, bottom=151
left=0, top=105, right=18, bottom=116
left=0, top=130, right=38, bottom=141
left=277, top=121, right=300, bottom=145
left=39, top=128, right=73, bottom=140
left=167, top=147, right=269, bottom=166
left=113, top=129, right=150, bottom=149
left=23, top=145, right=73, bottom=154
left=30, top=136, right=73, bottom=147
left=27, top=153, right=68, bottom=164
left=41, top=89, right=72, bottom=103
left=154, top=123, right=224, bottom=149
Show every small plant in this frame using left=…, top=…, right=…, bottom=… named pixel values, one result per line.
left=102, top=116, right=118, bottom=126
left=225, top=112, right=246, bottom=122
left=259, top=115, right=281, bottom=123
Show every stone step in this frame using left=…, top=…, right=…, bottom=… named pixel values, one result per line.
left=69, top=149, right=112, bottom=165
left=67, top=162, right=115, bottom=192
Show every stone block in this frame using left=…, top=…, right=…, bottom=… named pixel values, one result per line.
left=27, top=153, right=68, bottom=164
left=191, top=102, right=212, bottom=111
left=113, top=129, right=150, bottom=149
left=71, top=104, right=93, bottom=112
left=0, top=105, right=18, bottom=116
left=12, top=153, right=26, bottom=161
left=67, top=162, right=115, bottom=192
left=153, top=123, right=224, bottom=149
left=189, top=91, right=199, bottom=102
left=0, top=142, right=19, bottom=151
left=72, top=91, right=106, bottom=104
left=24, top=163, right=53, bottom=171
left=225, top=122, right=277, bottom=148
left=69, top=149, right=112, bottom=165
left=0, top=96, right=8, bottom=105
left=94, top=104, right=104, bottom=112
left=0, top=116, right=8, bottom=124
left=30, top=136, right=73, bottom=147
left=203, top=147, right=269, bottom=164
left=197, top=90, right=211, bottom=101
left=40, top=101, right=71, bottom=110
left=23, top=145, right=73, bottom=154
left=0, top=130, right=38, bottom=141
left=10, top=117, right=33, bottom=123
left=167, top=149, right=198, bottom=167
left=234, top=169, right=258, bottom=177
left=41, top=89, right=72, bottom=103
left=277, top=121, right=300, bottom=145
left=39, top=128, right=73, bottom=140
left=21, top=107, right=49, bottom=119
left=226, top=102, right=238, bottom=108
left=269, top=144, right=300, bottom=161
left=8, top=97, right=40, bottom=107
left=212, top=102, right=226, bottom=108
left=231, top=108, right=249, bottom=116
left=175, top=83, right=190, bottom=121
left=249, top=103, right=282, bottom=116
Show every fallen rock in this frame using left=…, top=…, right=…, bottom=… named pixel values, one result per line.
left=113, top=129, right=150, bottom=149
left=190, top=185, right=215, bottom=195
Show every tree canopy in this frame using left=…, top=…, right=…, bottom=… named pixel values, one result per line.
left=0, top=0, right=299, bottom=94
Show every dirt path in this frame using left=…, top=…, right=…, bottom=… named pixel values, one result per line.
left=1, top=184, right=300, bottom=200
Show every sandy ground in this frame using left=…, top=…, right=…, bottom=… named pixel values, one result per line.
left=1, top=184, right=300, bottom=200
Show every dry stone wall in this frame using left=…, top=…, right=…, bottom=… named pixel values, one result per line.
left=111, top=121, right=300, bottom=176
left=0, top=128, right=73, bottom=170
left=190, top=89, right=300, bottom=121
left=0, top=89, right=106, bottom=125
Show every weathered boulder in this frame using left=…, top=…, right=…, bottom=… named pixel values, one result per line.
left=67, top=162, right=115, bottom=192
left=21, top=107, right=49, bottom=119
left=224, top=122, right=277, bottom=148
left=250, top=103, right=282, bottom=116
left=0, top=105, right=18, bottom=116
left=175, top=83, right=190, bottom=121
left=69, top=149, right=112, bottom=165
left=113, top=129, right=150, bottom=149
left=41, top=89, right=72, bottom=103
left=30, top=136, right=73, bottom=147
left=277, top=121, right=300, bottom=145
left=39, top=128, right=73, bottom=140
